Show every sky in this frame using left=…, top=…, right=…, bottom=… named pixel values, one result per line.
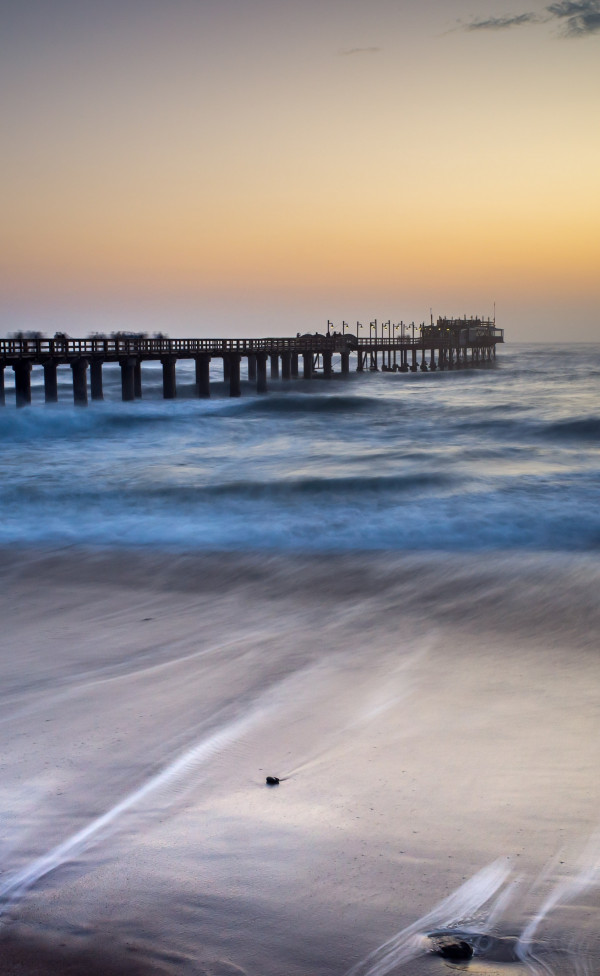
left=1, top=0, right=599, bottom=340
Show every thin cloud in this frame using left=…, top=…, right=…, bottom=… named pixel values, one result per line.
left=339, top=46, right=381, bottom=56
left=546, top=0, right=600, bottom=34
left=461, top=0, right=600, bottom=35
left=465, top=12, right=539, bottom=29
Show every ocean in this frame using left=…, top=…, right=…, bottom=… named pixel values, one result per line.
left=0, top=341, right=599, bottom=976
left=1, top=343, right=600, bottom=551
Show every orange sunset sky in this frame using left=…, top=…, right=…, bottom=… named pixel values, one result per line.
left=1, top=0, right=599, bottom=339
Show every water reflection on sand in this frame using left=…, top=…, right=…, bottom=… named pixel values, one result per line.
left=0, top=550, right=598, bottom=976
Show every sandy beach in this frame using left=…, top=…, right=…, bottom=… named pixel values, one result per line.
left=0, top=548, right=598, bottom=976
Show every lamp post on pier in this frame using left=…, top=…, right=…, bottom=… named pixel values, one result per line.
left=370, top=320, right=377, bottom=371
left=382, top=321, right=391, bottom=369
left=392, top=322, right=400, bottom=369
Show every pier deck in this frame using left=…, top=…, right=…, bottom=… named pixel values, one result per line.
left=0, top=318, right=504, bottom=406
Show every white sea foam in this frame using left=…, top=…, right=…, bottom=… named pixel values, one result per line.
left=345, top=859, right=513, bottom=976
left=0, top=701, right=274, bottom=909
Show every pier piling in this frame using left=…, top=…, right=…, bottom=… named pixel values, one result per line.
left=13, top=362, right=32, bottom=407
left=120, top=358, right=136, bottom=401
left=162, top=357, right=177, bottom=399
left=134, top=360, right=142, bottom=398
left=256, top=353, right=268, bottom=393
left=90, top=360, right=104, bottom=400
left=195, top=355, right=211, bottom=397
left=43, top=361, right=58, bottom=403
left=228, top=355, right=241, bottom=397
left=71, top=359, right=88, bottom=406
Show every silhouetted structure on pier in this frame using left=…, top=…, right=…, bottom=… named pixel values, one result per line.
left=0, top=318, right=503, bottom=407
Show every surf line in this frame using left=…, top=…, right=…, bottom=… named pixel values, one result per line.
left=344, top=859, right=512, bottom=976
left=0, top=696, right=278, bottom=910
left=345, top=836, right=600, bottom=976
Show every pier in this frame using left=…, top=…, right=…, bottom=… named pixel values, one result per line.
left=0, top=318, right=503, bottom=407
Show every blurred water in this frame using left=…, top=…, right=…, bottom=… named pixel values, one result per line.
left=1, top=343, right=599, bottom=551
left=1, top=341, right=600, bottom=976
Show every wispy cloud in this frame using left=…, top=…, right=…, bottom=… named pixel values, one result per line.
left=462, top=0, right=600, bottom=35
left=465, top=12, right=539, bottom=30
left=339, top=47, right=381, bottom=56
left=546, top=0, right=600, bottom=34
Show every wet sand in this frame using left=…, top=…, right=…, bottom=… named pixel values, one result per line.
left=0, top=549, right=599, bottom=975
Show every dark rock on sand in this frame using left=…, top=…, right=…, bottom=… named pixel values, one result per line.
left=265, top=776, right=280, bottom=786
left=436, top=939, right=473, bottom=960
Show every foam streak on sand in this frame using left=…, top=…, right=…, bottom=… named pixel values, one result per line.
left=345, top=837, right=600, bottom=976
left=0, top=696, right=276, bottom=910
left=516, top=834, right=600, bottom=976
left=345, top=859, right=512, bottom=976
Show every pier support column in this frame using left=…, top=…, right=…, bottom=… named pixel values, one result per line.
left=13, top=362, right=32, bottom=407
left=222, top=357, right=230, bottom=382
left=303, top=352, right=313, bottom=380
left=341, top=352, right=350, bottom=375
left=228, top=355, right=241, bottom=397
left=71, top=359, right=88, bottom=406
left=356, top=350, right=364, bottom=372
left=120, top=357, right=136, bottom=401
left=195, top=355, right=211, bottom=397
left=429, top=348, right=436, bottom=371
left=134, top=360, right=142, bottom=398
left=322, top=350, right=333, bottom=378
left=270, top=354, right=280, bottom=379
left=281, top=352, right=291, bottom=380
left=420, top=346, right=428, bottom=371
left=400, top=349, right=408, bottom=372
left=448, top=347, right=454, bottom=369
left=411, top=349, right=418, bottom=372
left=256, top=353, right=268, bottom=393
left=90, top=360, right=104, bottom=400
left=162, top=357, right=177, bottom=399
left=43, top=360, right=58, bottom=403
left=291, top=353, right=299, bottom=377
left=247, top=354, right=257, bottom=381
left=0, top=365, right=5, bottom=406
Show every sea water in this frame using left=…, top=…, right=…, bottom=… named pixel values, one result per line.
left=0, top=341, right=599, bottom=976
left=1, top=343, right=599, bottom=552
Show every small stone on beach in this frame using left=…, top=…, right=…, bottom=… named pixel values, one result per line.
left=265, top=776, right=280, bottom=786
left=436, top=940, right=473, bottom=961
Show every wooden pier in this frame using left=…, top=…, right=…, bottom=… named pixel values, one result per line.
left=0, top=318, right=503, bottom=407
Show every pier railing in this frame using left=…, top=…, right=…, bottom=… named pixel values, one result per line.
left=1, top=324, right=503, bottom=407
left=0, top=328, right=503, bottom=361
left=0, top=335, right=354, bottom=359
